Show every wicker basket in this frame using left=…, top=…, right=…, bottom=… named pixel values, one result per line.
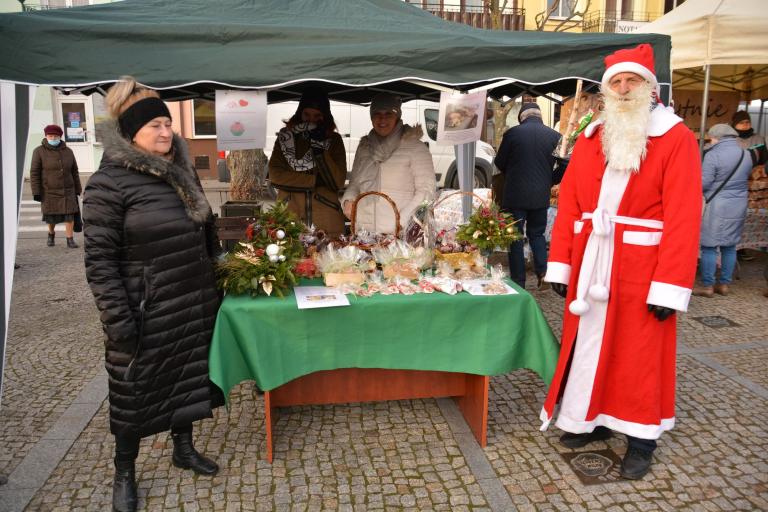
left=350, top=191, right=401, bottom=237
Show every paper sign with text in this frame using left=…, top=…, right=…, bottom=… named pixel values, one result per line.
left=215, top=90, right=267, bottom=150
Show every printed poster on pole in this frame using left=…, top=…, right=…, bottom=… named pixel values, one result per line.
left=436, top=90, right=486, bottom=146
left=215, top=90, right=267, bottom=150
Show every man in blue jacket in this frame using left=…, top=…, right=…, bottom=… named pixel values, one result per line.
left=495, top=103, right=562, bottom=289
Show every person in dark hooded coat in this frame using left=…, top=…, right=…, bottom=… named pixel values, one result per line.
left=83, top=76, right=223, bottom=512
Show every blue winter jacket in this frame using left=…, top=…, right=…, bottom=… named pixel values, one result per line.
left=700, top=137, right=753, bottom=247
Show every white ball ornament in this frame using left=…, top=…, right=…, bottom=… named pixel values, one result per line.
left=268, top=254, right=279, bottom=263
left=278, top=254, right=286, bottom=262
left=276, top=229, right=286, bottom=240
left=266, top=244, right=280, bottom=256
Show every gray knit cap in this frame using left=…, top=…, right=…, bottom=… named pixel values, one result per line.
left=707, top=123, right=738, bottom=139
left=370, top=93, right=402, bottom=118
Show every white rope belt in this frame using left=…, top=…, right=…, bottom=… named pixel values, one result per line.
left=569, top=210, right=664, bottom=316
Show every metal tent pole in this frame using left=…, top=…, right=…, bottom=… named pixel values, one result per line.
left=698, top=64, right=711, bottom=154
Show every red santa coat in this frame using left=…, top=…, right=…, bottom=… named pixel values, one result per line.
left=541, top=106, right=702, bottom=439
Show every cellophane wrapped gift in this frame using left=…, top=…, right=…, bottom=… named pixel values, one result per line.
left=403, top=201, right=435, bottom=247
left=315, top=246, right=372, bottom=287
left=432, top=188, right=493, bottom=232
left=372, top=240, right=433, bottom=281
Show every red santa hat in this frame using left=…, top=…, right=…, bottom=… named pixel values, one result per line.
left=601, top=43, right=658, bottom=92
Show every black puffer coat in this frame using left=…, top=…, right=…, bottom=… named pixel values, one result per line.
left=83, top=122, right=223, bottom=439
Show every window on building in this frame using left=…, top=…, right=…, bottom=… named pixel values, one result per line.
left=193, top=99, right=216, bottom=138
left=547, top=0, right=573, bottom=18
left=621, top=0, right=634, bottom=19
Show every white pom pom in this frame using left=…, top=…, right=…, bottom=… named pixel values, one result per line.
left=266, top=244, right=280, bottom=256
left=569, top=299, right=590, bottom=316
left=589, top=284, right=609, bottom=302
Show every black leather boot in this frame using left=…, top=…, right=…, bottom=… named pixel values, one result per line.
left=47, top=233, right=55, bottom=247
left=620, top=447, right=653, bottom=479
left=66, top=237, right=79, bottom=248
left=171, top=426, right=219, bottom=476
left=112, top=436, right=139, bottom=512
left=559, top=426, right=613, bottom=449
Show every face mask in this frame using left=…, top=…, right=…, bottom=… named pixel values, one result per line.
left=47, top=138, right=61, bottom=146
left=735, top=128, right=754, bottom=139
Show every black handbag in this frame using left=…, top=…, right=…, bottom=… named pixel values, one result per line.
left=73, top=203, right=83, bottom=233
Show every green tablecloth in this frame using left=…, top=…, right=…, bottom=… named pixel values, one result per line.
left=209, top=279, right=559, bottom=398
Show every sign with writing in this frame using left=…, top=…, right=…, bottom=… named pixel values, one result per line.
left=672, top=89, right=741, bottom=135
left=615, top=21, right=646, bottom=33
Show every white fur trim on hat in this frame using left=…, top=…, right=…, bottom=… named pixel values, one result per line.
left=601, top=61, right=658, bottom=88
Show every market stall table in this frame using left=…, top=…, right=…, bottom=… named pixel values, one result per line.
left=209, top=279, right=559, bottom=462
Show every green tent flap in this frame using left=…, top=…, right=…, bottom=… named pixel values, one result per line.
left=0, top=0, right=671, bottom=101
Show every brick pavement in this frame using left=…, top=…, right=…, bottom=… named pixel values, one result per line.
left=1, top=189, right=767, bottom=510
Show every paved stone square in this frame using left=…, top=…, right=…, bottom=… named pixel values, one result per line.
left=1, top=185, right=766, bottom=511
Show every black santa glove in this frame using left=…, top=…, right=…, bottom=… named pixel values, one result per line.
left=551, top=282, right=568, bottom=298
left=648, top=304, right=675, bottom=321
left=33, top=194, right=42, bottom=202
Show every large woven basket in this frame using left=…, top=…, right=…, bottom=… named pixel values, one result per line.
left=349, top=191, right=401, bottom=247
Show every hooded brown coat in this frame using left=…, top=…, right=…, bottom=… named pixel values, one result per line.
left=30, top=139, right=81, bottom=215
left=268, top=132, right=347, bottom=237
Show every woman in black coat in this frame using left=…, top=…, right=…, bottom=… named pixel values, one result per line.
left=83, top=77, right=223, bottom=512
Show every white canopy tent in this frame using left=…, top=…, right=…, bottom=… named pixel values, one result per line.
left=639, top=0, right=768, bottom=148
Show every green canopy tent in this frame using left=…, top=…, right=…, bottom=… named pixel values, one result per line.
left=0, top=0, right=671, bottom=101
left=0, top=0, right=672, bottom=408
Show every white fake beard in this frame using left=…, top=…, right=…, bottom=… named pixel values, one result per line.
left=600, top=81, right=655, bottom=173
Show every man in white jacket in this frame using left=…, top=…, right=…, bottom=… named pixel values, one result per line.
left=342, top=93, right=435, bottom=234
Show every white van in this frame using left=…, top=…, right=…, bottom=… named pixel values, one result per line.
left=264, top=100, right=498, bottom=189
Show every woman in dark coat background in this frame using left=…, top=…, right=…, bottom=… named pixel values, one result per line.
left=83, top=77, right=223, bottom=512
left=30, top=124, right=82, bottom=248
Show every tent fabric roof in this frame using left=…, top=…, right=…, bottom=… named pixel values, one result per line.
left=639, top=0, right=768, bottom=99
left=639, top=0, right=768, bottom=70
left=0, top=0, right=671, bottom=102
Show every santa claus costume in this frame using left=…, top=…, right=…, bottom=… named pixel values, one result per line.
left=541, top=44, right=702, bottom=476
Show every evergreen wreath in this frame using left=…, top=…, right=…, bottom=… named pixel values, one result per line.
left=216, top=202, right=305, bottom=297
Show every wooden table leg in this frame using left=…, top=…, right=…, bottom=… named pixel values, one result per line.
left=454, top=374, right=489, bottom=447
left=264, top=391, right=274, bottom=464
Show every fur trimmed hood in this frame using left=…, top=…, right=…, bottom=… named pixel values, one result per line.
left=99, top=121, right=212, bottom=224
left=401, top=124, right=424, bottom=141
